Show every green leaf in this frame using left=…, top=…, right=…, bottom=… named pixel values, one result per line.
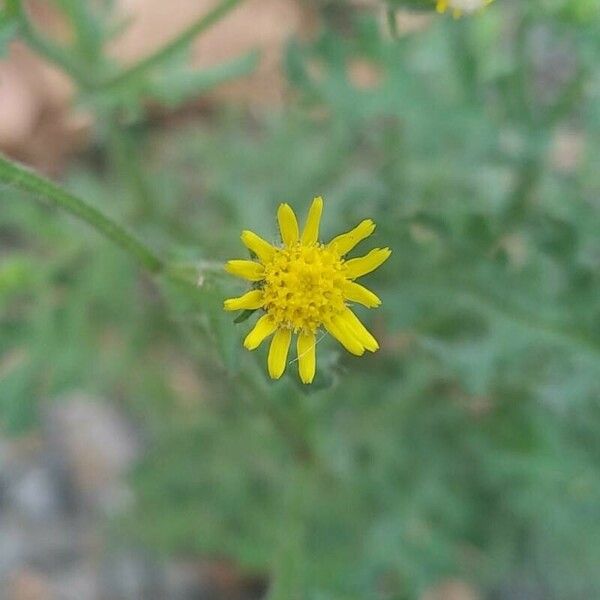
left=149, top=50, right=260, bottom=106
left=54, top=0, right=108, bottom=62
left=234, top=308, right=257, bottom=324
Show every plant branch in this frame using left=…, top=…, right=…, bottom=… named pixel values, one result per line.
left=0, top=154, right=166, bottom=275
left=386, top=7, right=399, bottom=39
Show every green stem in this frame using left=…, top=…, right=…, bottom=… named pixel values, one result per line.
left=239, top=370, right=317, bottom=467
left=502, top=142, right=545, bottom=227
left=107, top=121, right=156, bottom=219
left=0, top=154, right=164, bottom=274
left=386, top=7, right=399, bottom=40
left=267, top=464, right=309, bottom=600
left=100, top=0, right=243, bottom=90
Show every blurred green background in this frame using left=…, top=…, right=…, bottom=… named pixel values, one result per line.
left=1, top=0, right=600, bottom=598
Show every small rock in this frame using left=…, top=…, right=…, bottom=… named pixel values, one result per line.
left=0, top=518, right=27, bottom=581
left=0, top=515, right=87, bottom=575
left=9, top=466, right=63, bottom=521
left=98, top=551, right=167, bottom=600
left=49, top=562, right=98, bottom=600
left=43, top=393, right=140, bottom=514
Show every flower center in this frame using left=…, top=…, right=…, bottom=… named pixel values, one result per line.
left=262, top=243, right=347, bottom=333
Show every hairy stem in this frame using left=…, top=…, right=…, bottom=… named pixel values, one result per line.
left=0, top=154, right=165, bottom=275
left=267, top=465, right=309, bottom=600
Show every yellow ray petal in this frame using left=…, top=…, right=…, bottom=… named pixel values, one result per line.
left=344, top=281, right=381, bottom=308
left=340, top=308, right=379, bottom=352
left=268, top=328, right=292, bottom=379
left=327, top=219, right=375, bottom=256
left=301, top=196, right=323, bottom=245
left=223, top=290, right=264, bottom=312
left=325, top=317, right=365, bottom=356
left=241, top=230, right=275, bottom=263
left=344, top=248, right=391, bottom=280
left=277, top=203, right=299, bottom=247
left=225, top=260, right=265, bottom=281
left=244, top=314, right=277, bottom=350
left=436, top=0, right=448, bottom=12
left=297, top=331, right=316, bottom=384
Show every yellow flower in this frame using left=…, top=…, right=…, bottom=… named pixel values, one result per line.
left=224, top=197, right=391, bottom=384
left=436, top=0, right=494, bottom=18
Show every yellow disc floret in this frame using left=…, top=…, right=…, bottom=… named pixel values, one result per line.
left=262, top=242, right=347, bottom=334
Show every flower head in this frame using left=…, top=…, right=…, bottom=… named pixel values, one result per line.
left=224, top=197, right=391, bottom=384
left=436, top=0, right=494, bottom=17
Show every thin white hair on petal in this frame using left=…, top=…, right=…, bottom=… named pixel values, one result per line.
left=288, top=333, right=326, bottom=365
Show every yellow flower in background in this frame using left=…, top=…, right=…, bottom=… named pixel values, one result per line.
left=436, top=0, right=494, bottom=18
left=224, top=197, right=391, bottom=384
